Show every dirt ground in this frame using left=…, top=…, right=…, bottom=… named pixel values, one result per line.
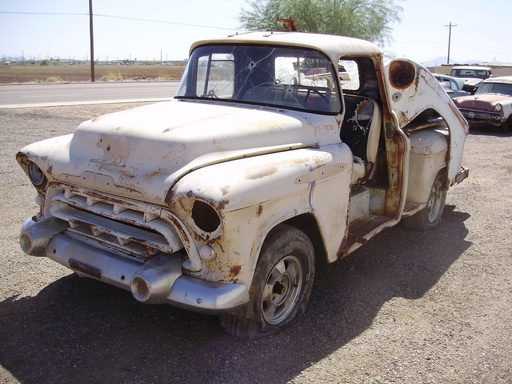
left=0, top=65, right=185, bottom=83
left=0, top=104, right=511, bottom=384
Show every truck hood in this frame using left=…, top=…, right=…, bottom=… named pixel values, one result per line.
left=34, top=100, right=318, bottom=204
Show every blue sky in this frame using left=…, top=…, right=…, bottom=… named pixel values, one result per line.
left=1, top=0, right=511, bottom=65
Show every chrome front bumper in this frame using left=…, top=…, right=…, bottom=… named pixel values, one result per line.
left=21, top=217, right=249, bottom=314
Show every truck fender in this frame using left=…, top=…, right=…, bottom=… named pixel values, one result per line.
left=406, top=128, right=448, bottom=204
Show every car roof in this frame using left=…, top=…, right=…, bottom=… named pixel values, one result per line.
left=433, top=73, right=465, bottom=87
left=482, top=76, right=512, bottom=84
left=451, top=65, right=491, bottom=71
left=190, top=31, right=383, bottom=63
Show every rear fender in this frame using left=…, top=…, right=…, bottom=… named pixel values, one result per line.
left=407, top=128, right=448, bottom=203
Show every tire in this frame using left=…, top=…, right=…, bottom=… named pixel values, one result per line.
left=402, top=169, right=447, bottom=231
left=219, top=225, right=315, bottom=338
left=503, top=116, right=512, bottom=133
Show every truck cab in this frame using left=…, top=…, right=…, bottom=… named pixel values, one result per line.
left=17, top=31, right=469, bottom=338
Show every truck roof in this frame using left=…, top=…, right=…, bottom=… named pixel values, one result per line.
left=190, top=31, right=382, bottom=63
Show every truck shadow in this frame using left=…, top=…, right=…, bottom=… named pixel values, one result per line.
left=0, top=206, right=470, bottom=384
left=468, top=126, right=511, bottom=137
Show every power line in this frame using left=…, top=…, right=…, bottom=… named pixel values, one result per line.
left=458, top=24, right=512, bottom=43
left=0, top=11, right=238, bottom=31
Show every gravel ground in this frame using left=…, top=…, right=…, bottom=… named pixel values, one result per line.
left=0, top=104, right=511, bottom=384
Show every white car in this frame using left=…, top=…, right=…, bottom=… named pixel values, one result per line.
left=433, top=73, right=470, bottom=98
left=17, top=30, right=469, bottom=338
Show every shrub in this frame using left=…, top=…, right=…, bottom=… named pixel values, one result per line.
left=101, top=71, right=123, bottom=81
left=45, top=77, right=63, bottom=83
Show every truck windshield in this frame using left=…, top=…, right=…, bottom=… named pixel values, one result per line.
left=176, top=45, right=342, bottom=114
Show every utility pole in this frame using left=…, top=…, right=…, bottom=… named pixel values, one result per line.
left=89, top=0, right=95, bottom=82
left=445, top=22, right=457, bottom=65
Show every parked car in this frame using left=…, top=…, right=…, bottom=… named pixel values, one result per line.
left=16, top=30, right=469, bottom=338
left=433, top=73, right=470, bottom=98
left=453, top=76, right=512, bottom=132
left=449, top=65, right=492, bottom=94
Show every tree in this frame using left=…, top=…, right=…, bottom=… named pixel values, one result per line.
left=239, top=0, right=402, bottom=46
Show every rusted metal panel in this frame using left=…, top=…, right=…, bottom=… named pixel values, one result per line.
left=384, top=59, right=468, bottom=185
left=168, top=143, right=353, bottom=285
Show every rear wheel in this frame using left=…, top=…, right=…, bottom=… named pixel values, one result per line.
left=219, top=225, right=315, bottom=338
left=402, top=169, right=447, bottom=231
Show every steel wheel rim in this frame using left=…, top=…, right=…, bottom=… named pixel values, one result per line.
left=261, top=255, right=303, bottom=325
left=427, top=179, right=443, bottom=223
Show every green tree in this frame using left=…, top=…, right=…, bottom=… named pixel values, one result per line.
left=239, top=0, right=402, bottom=45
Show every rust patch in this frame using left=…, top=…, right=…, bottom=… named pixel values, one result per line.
left=164, top=189, right=175, bottom=206
left=215, top=199, right=229, bottom=211
left=256, top=204, right=263, bottom=217
left=16, top=151, right=29, bottom=167
left=69, top=258, right=102, bottom=279
left=229, top=265, right=241, bottom=277
left=144, top=170, right=164, bottom=179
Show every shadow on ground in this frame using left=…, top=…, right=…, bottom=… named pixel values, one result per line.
left=468, top=125, right=511, bottom=137
left=0, top=206, right=471, bottom=384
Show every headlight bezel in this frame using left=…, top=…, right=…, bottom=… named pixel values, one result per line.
left=27, top=161, right=47, bottom=187
left=494, top=103, right=503, bottom=112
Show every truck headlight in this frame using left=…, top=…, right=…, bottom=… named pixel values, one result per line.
left=28, top=161, right=47, bottom=186
left=494, top=103, right=503, bottom=112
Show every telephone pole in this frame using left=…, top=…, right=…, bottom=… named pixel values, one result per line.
left=89, top=0, right=95, bottom=82
left=445, top=22, right=457, bottom=65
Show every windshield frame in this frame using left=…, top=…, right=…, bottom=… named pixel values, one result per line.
left=176, top=44, right=343, bottom=115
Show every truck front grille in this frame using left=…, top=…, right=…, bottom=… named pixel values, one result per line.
left=48, top=183, right=183, bottom=260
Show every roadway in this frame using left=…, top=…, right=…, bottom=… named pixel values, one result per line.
left=0, top=81, right=180, bottom=108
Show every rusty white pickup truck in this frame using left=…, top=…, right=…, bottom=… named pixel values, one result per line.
left=17, top=30, right=469, bottom=338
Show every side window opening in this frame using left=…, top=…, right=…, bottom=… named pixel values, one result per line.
left=339, top=59, right=360, bottom=91
left=196, top=53, right=235, bottom=98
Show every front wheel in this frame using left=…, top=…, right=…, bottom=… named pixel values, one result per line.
left=402, top=169, right=447, bottom=231
left=219, top=225, right=315, bottom=338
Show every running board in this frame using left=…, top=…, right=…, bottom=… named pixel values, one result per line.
left=342, top=214, right=396, bottom=256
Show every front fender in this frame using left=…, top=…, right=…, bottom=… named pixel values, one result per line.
left=385, top=59, right=468, bottom=185
left=166, top=144, right=353, bottom=287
